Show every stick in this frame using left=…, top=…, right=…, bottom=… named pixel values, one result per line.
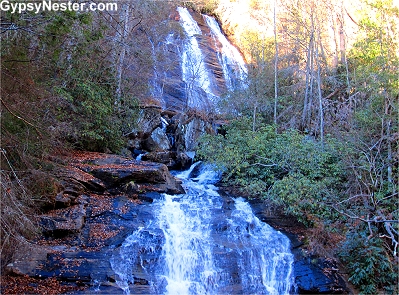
left=0, top=97, right=43, bottom=138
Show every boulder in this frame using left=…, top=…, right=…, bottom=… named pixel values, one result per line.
left=141, top=151, right=193, bottom=170
left=61, top=166, right=107, bottom=193
left=141, top=151, right=177, bottom=168
left=182, top=116, right=214, bottom=151
left=142, top=127, right=171, bottom=152
left=54, top=192, right=73, bottom=208
left=167, top=112, right=215, bottom=152
left=176, top=152, right=193, bottom=170
left=71, top=152, right=184, bottom=194
left=5, top=244, right=49, bottom=277
left=136, top=107, right=162, bottom=136
left=40, top=204, right=86, bottom=235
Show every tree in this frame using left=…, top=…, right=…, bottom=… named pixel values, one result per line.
left=273, top=0, right=279, bottom=125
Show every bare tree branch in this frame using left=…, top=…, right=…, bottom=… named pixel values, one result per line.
left=0, top=97, right=43, bottom=138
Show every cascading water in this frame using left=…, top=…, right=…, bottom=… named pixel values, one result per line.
left=204, top=15, right=248, bottom=91
left=111, top=7, right=293, bottom=295
left=177, top=7, right=217, bottom=110
left=149, top=7, right=248, bottom=112
left=111, top=163, right=295, bottom=295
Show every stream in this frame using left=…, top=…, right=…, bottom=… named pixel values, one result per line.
left=111, top=163, right=295, bottom=294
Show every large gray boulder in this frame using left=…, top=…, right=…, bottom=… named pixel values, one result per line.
left=142, top=127, right=171, bottom=152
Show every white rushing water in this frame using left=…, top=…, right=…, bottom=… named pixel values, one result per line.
left=158, top=193, right=217, bottom=294
left=149, top=7, right=247, bottom=111
left=111, top=163, right=294, bottom=295
left=177, top=7, right=218, bottom=110
left=204, top=15, right=248, bottom=91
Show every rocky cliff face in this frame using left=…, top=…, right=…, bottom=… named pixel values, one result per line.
left=126, top=106, right=220, bottom=167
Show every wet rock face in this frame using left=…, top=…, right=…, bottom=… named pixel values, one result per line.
left=169, top=111, right=214, bottom=152
left=152, top=8, right=236, bottom=112
left=6, top=191, right=166, bottom=295
left=294, top=258, right=348, bottom=294
left=142, top=127, right=171, bottom=152
left=4, top=152, right=186, bottom=294
left=189, top=9, right=229, bottom=97
left=128, top=110, right=215, bottom=167
left=76, top=153, right=184, bottom=195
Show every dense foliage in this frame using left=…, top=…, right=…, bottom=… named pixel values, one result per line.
left=1, top=11, right=131, bottom=152
left=198, top=119, right=345, bottom=226
left=339, top=230, right=398, bottom=294
left=0, top=0, right=397, bottom=293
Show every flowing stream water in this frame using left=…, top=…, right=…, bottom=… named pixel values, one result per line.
left=111, top=163, right=295, bottom=295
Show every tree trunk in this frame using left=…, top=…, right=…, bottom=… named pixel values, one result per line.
left=253, top=103, right=257, bottom=132
left=316, top=33, right=324, bottom=145
left=115, top=2, right=131, bottom=107
left=274, top=0, right=279, bottom=126
left=301, top=34, right=314, bottom=131
left=338, top=7, right=351, bottom=89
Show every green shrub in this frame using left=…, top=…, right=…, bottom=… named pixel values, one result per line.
left=197, top=117, right=345, bottom=225
left=197, top=117, right=398, bottom=293
left=339, top=227, right=398, bottom=294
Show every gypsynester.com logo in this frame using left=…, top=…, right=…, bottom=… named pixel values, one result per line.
left=0, top=0, right=118, bottom=14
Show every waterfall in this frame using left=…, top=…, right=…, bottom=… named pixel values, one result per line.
left=149, top=7, right=248, bottom=112
left=204, top=15, right=248, bottom=91
left=177, top=7, right=217, bottom=110
left=158, top=193, right=217, bottom=295
left=111, top=8, right=293, bottom=295
left=227, top=198, right=294, bottom=294
left=111, top=163, right=295, bottom=295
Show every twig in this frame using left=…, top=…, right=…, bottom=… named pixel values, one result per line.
left=336, top=194, right=370, bottom=204
left=250, top=163, right=278, bottom=167
left=377, top=192, right=398, bottom=204
left=0, top=97, right=43, bottom=138
left=331, top=205, right=399, bottom=223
